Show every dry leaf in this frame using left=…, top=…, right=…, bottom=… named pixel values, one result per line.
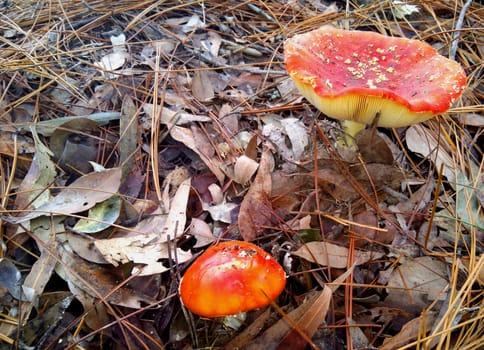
left=0, top=229, right=59, bottom=338
left=49, top=118, right=99, bottom=174
left=347, top=318, right=371, bottom=349
left=242, top=287, right=332, bottom=350
left=192, top=70, right=215, bottom=102
left=379, top=311, right=437, bottom=350
left=68, top=281, right=109, bottom=331
left=142, top=104, right=211, bottom=128
left=0, top=132, right=35, bottom=154
left=356, top=128, right=394, bottom=164
left=161, top=178, right=191, bottom=240
left=406, top=125, right=456, bottom=186
left=292, top=241, right=385, bottom=269
left=94, top=233, right=192, bottom=276
left=94, top=178, right=192, bottom=275
left=94, top=51, right=130, bottom=72
left=188, top=217, right=215, bottom=248
left=225, top=309, right=272, bottom=349
left=120, top=95, right=139, bottom=179
left=238, top=149, right=273, bottom=240
left=233, top=155, right=259, bottom=185
left=7, top=167, right=122, bottom=224
left=203, top=201, right=238, bottom=223
left=0, top=258, right=24, bottom=300
left=277, top=285, right=332, bottom=349
left=280, top=117, right=308, bottom=160
left=14, top=134, right=56, bottom=211
left=73, top=196, right=121, bottom=234
left=170, top=125, right=225, bottom=183
left=385, top=256, right=448, bottom=312
left=56, top=244, right=158, bottom=308
left=64, top=232, right=109, bottom=264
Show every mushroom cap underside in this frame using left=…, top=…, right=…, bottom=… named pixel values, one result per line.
left=285, top=28, right=467, bottom=125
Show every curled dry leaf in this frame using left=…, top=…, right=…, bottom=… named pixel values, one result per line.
left=233, top=155, right=259, bottom=185
left=203, top=201, right=238, bottom=224
left=280, top=117, right=308, bottom=160
left=292, top=241, right=385, bottom=269
left=0, top=258, right=23, bottom=300
left=188, top=217, right=215, bottom=248
left=142, top=104, right=211, bottom=128
left=94, top=51, right=130, bottom=72
left=49, top=118, right=99, bottom=174
left=170, top=125, right=225, bottom=183
left=355, top=128, right=394, bottom=164
left=406, top=125, right=456, bottom=186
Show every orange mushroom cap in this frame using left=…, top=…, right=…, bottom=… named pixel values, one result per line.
left=179, top=241, right=286, bottom=317
left=284, top=28, right=466, bottom=134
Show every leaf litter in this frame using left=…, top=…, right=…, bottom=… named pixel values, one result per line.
left=0, top=1, right=482, bottom=349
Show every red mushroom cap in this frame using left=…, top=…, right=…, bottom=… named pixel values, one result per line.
left=179, top=241, right=286, bottom=318
left=284, top=28, right=466, bottom=130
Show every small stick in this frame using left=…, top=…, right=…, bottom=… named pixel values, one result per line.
left=450, top=0, right=472, bottom=60
left=247, top=3, right=276, bottom=22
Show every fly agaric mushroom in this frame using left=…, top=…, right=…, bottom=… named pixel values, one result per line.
left=179, top=241, right=286, bottom=317
left=284, top=27, right=467, bottom=138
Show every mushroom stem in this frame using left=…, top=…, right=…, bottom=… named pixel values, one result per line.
left=342, top=120, right=366, bottom=146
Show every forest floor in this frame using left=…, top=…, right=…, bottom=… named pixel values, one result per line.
left=0, top=1, right=482, bottom=349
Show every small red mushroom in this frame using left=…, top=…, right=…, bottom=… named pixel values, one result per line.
left=284, top=28, right=467, bottom=137
left=179, top=241, right=286, bottom=317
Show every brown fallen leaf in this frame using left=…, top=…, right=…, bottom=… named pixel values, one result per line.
left=276, top=285, right=332, bottom=350
left=0, top=131, right=34, bottom=155
left=68, top=281, right=110, bottom=331
left=119, top=95, right=139, bottom=180
left=385, top=256, right=448, bottom=313
left=192, top=70, right=215, bottom=102
left=55, top=243, right=158, bottom=308
left=292, top=241, right=385, bottom=269
left=379, top=311, right=438, bottom=350
left=356, top=128, right=394, bottom=164
left=238, top=148, right=273, bottom=241
left=240, top=287, right=332, bottom=350
left=352, top=210, right=395, bottom=246
left=14, top=135, right=56, bottom=211
left=224, top=308, right=272, bottom=349
left=170, top=125, right=225, bottom=183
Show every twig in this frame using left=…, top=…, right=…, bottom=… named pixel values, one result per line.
left=450, top=0, right=472, bottom=60
left=247, top=3, right=276, bottom=22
